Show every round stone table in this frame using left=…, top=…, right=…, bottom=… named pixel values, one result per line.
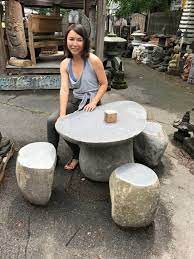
left=55, top=101, right=147, bottom=182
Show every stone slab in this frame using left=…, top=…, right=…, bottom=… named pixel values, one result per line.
left=0, top=75, right=60, bottom=90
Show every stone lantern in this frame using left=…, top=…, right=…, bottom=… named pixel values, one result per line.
left=131, top=30, right=145, bottom=46
left=104, top=32, right=127, bottom=89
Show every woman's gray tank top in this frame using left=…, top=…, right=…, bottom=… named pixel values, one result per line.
left=66, top=58, right=99, bottom=110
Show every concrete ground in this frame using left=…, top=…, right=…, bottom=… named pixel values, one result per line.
left=0, top=59, right=194, bottom=259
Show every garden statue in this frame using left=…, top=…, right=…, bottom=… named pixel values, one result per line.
left=149, top=46, right=164, bottom=68
left=158, top=40, right=175, bottom=72
left=181, top=50, right=193, bottom=81
left=141, top=43, right=156, bottom=65
left=173, top=109, right=194, bottom=158
left=0, top=131, right=14, bottom=182
left=62, top=10, right=91, bottom=37
left=132, top=45, right=145, bottom=63
left=5, top=0, right=27, bottom=58
left=167, top=45, right=181, bottom=75
left=121, top=26, right=130, bottom=40
left=112, top=61, right=127, bottom=89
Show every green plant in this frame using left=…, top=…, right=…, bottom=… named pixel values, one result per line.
left=109, top=0, right=173, bottom=17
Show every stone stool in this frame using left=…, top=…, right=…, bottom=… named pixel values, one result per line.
left=109, top=163, right=160, bottom=228
left=16, top=142, right=56, bottom=205
left=134, top=121, right=168, bottom=167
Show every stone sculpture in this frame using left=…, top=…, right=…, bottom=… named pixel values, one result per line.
left=133, top=45, right=145, bottom=64
left=112, top=61, right=127, bottom=89
left=0, top=131, right=14, bottom=183
left=121, top=25, right=130, bottom=40
left=173, top=109, right=194, bottom=141
left=173, top=109, right=194, bottom=158
left=5, top=0, right=27, bottom=58
left=167, top=45, right=181, bottom=75
left=181, top=52, right=193, bottom=81
left=157, top=40, right=175, bottom=72
left=109, top=163, right=160, bottom=228
left=62, top=10, right=91, bottom=37
left=149, top=46, right=164, bottom=68
left=103, top=33, right=127, bottom=89
left=141, top=44, right=155, bottom=65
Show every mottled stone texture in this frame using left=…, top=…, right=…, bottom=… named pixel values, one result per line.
left=56, top=101, right=147, bottom=182
left=5, top=0, right=27, bottom=58
left=0, top=75, right=60, bottom=90
left=109, top=163, right=160, bottom=228
left=134, top=121, right=168, bottom=167
left=16, top=142, right=56, bottom=205
left=79, top=140, right=134, bottom=182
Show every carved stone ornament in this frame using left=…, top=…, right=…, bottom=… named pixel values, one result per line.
left=62, top=10, right=91, bottom=37
left=5, top=0, right=27, bottom=58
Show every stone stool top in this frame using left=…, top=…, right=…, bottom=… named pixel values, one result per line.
left=18, top=142, right=56, bottom=169
left=115, top=163, right=158, bottom=187
left=144, top=121, right=163, bottom=136
left=56, top=101, right=147, bottom=146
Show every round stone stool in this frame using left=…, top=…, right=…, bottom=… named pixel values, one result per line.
left=109, top=163, right=160, bottom=228
left=16, top=142, right=56, bottom=205
left=134, top=121, right=168, bottom=167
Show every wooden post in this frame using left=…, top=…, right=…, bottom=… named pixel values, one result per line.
left=146, top=10, right=151, bottom=34
left=84, top=0, right=90, bottom=17
left=89, top=5, right=96, bottom=48
left=0, top=3, right=6, bottom=73
left=96, top=0, right=106, bottom=60
left=28, top=16, right=36, bottom=65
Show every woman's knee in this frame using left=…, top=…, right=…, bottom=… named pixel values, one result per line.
left=66, top=102, right=78, bottom=115
left=47, top=111, right=59, bottom=127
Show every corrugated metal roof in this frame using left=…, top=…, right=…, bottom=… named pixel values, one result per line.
left=20, top=0, right=96, bottom=9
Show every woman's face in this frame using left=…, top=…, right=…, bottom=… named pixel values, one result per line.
left=67, top=30, right=84, bottom=56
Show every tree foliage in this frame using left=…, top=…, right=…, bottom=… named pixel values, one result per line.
left=109, top=0, right=173, bottom=17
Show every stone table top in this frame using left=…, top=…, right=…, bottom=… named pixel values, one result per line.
left=55, top=101, right=147, bottom=146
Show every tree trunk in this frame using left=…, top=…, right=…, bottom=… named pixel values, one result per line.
left=5, top=0, right=27, bottom=58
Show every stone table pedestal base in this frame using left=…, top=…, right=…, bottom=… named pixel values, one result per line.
left=79, top=139, right=134, bottom=182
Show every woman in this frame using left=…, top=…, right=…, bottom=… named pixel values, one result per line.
left=47, top=24, right=108, bottom=170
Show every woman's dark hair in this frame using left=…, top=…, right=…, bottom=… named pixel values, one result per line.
left=64, top=24, right=90, bottom=59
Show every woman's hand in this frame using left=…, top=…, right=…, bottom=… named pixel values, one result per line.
left=56, top=115, right=66, bottom=123
left=83, top=102, right=97, bottom=112
left=59, top=115, right=67, bottom=120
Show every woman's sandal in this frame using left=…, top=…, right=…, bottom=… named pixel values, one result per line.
left=64, top=159, right=79, bottom=170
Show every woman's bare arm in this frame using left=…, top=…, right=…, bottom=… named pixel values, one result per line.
left=59, top=59, right=69, bottom=117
